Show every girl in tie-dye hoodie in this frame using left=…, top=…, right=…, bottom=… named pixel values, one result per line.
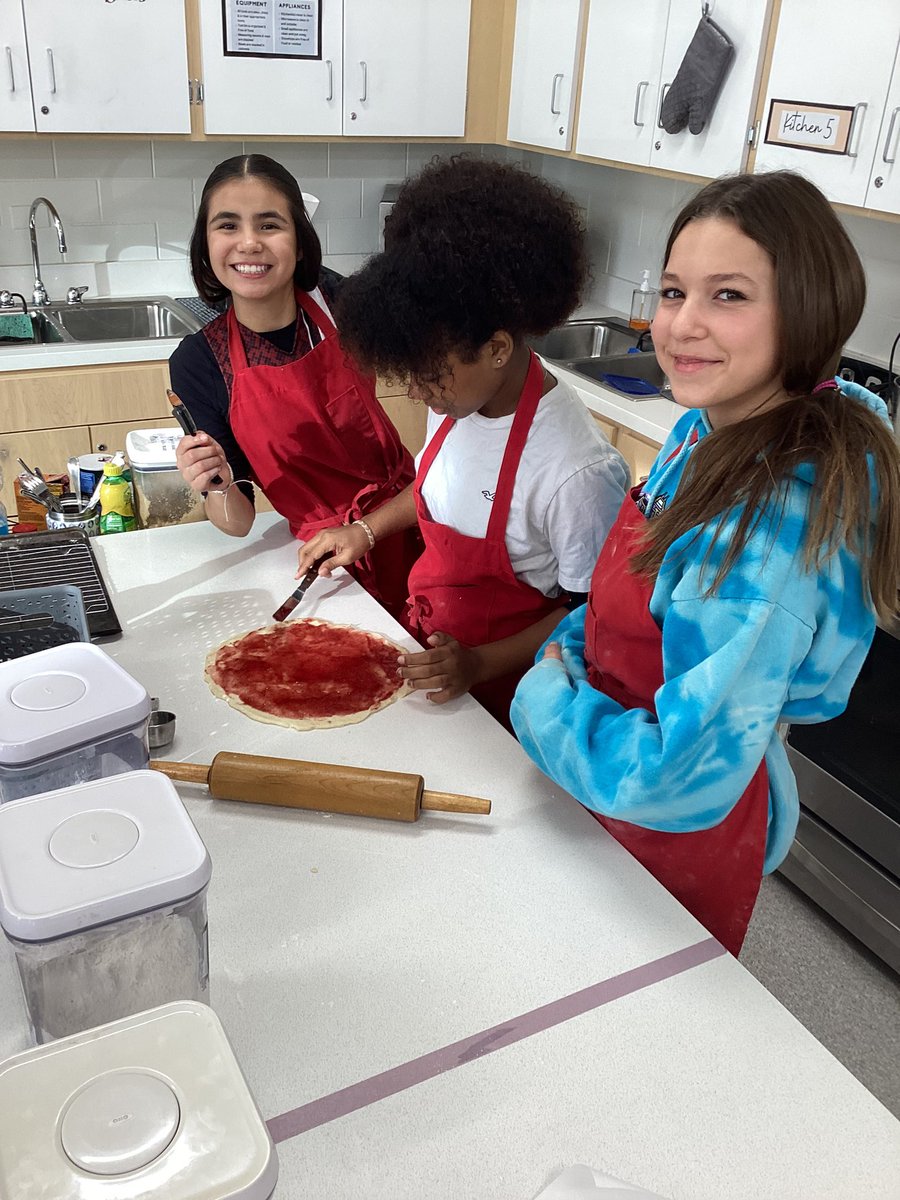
left=511, top=171, right=900, bottom=954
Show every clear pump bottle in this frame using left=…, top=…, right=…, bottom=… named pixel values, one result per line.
left=629, top=269, right=658, bottom=332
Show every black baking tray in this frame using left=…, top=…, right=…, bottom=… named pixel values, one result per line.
left=0, top=529, right=121, bottom=638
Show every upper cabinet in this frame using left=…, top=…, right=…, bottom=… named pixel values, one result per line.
left=576, top=0, right=770, bottom=178
left=754, top=0, right=900, bottom=214
left=507, top=0, right=585, bottom=152
left=199, top=0, right=471, bottom=138
left=0, top=0, right=190, bottom=135
left=0, top=1, right=32, bottom=132
left=198, top=0, right=343, bottom=135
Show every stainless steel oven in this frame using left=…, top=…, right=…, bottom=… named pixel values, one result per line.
left=783, top=617, right=900, bottom=973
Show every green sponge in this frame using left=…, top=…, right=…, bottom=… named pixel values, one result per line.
left=0, top=312, right=34, bottom=342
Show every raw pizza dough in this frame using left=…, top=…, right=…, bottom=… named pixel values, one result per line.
left=204, top=618, right=412, bottom=730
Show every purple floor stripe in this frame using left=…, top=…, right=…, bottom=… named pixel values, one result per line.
left=267, top=936, right=724, bottom=1145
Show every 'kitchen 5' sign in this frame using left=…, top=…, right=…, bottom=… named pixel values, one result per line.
left=764, top=99, right=857, bottom=155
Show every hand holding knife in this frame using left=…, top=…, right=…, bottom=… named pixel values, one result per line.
left=273, top=554, right=330, bottom=622
left=167, top=388, right=224, bottom=486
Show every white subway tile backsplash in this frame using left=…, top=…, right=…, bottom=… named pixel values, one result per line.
left=298, top=177, right=362, bottom=220
left=326, top=217, right=379, bottom=255
left=152, top=140, right=244, bottom=179
left=0, top=227, right=33, bottom=269
left=322, top=252, right=368, bottom=276
left=156, top=220, right=191, bottom=261
left=62, top=223, right=159, bottom=263
left=0, top=141, right=55, bottom=180
left=53, top=139, right=152, bottom=179
left=406, top=142, right=473, bottom=174
left=328, top=142, right=408, bottom=178
left=98, top=178, right=193, bottom=225
left=4, top=179, right=100, bottom=227
left=255, top=143, right=329, bottom=181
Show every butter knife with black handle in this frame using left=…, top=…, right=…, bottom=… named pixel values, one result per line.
left=272, top=555, right=329, bottom=622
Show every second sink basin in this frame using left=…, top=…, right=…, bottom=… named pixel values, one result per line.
left=529, top=317, right=640, bottom=363
left=568, top=351, right=670, bottom=400
left=42, top=297, right=202, bottom=342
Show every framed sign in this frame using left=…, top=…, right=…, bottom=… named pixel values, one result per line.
left=222, top=0, right=322, bottom=60
left=764, top=99, right=856, bottom=156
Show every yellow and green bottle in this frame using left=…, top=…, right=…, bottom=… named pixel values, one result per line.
left=99, top=455, right=136, bottom=534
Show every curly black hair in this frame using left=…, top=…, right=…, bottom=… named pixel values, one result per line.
left=334, top=156, right=588, bottom=382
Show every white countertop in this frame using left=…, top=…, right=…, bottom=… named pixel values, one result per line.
left=1, top=514, right=897, bottom=1198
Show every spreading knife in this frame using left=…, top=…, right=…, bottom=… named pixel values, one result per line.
left=272, top=556, right=329, bottom=622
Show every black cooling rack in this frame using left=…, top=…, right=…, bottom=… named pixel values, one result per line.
left=0, top=530, right=122, bottom=638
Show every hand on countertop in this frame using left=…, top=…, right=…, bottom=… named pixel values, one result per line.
left=399, top=632, right=482, bottom=704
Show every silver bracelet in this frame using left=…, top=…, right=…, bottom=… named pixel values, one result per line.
left=351, top=517, right=376, bottom=549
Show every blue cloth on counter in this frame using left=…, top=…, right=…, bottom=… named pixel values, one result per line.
left=511, top=383, right=891, bottom=874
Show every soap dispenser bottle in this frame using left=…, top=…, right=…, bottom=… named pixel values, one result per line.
left=629, top=269, right=658, bottom=331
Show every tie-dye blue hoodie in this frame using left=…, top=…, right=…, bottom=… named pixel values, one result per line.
left=511, top=382, right=890, bottom=873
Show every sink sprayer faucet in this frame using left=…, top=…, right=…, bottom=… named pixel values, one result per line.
left=28, top=197, right=67, bottom=306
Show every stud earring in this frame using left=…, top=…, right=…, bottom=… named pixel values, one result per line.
left=496, top=357, right=502, bottom=365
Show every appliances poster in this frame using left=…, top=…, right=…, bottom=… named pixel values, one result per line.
left=222, top=0, right=321, bottom=60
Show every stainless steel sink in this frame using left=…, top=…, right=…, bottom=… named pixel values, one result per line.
left=569, top=350, right=669, bottom=399
left=41, top=296, right=203, bottom=342
left=529, top=317, right=640, bottom=363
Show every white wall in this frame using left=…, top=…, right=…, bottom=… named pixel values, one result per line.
left=1, top=136, right=897, bottom=366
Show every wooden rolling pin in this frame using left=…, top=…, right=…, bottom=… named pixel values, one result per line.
left=150, top=751, right=491, bottom=823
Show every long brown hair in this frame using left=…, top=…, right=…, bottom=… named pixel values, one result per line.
left=632, top=171, right=900, bottom=620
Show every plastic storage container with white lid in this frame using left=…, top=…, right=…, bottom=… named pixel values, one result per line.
left=0, top=770, right=212, bottom=1044
left=126, top=426, right=206, bottom=529
left=0, top=640, right=151, bottom=802
left=0, top=1000, right=278, bottom=1199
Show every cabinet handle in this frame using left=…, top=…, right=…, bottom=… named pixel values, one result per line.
left=5, top=46, right=15, bottom=93
left=359, top=60, right=367, bottom=103
left=550, top=72, right=564, bottom=116
left=657, top=83, right=671, bottom=129
left=46, top=47, right=57, bottom=95
left=847, top=101, right=868, bottom=159
left=325, top=58, right=333, bottom=102
left=882, top=105, right=900, bottom=164
left=633, top=80, right=649, bottom=128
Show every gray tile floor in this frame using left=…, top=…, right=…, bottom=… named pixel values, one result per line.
left=741, top=873, right=900, bottom=1118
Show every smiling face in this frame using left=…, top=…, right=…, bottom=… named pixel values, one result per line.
left=652, top=216, right=788, bottom=428
left=205, top=176, right=299, bottom=323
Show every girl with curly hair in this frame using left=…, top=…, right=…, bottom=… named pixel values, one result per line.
left=170, top=154, right=419, bottom=617
left=511, top=171, right=900, bottom=955
left=298, top=156, right=628, bottom=726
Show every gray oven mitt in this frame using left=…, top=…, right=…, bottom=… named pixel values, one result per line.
left=660, top=13, right=735, bottom=136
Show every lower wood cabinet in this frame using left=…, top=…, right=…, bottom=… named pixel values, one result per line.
left=590, top=411, right=662, bottom=484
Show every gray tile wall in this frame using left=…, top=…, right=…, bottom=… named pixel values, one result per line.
left=0, top=137, right=897, bottom=364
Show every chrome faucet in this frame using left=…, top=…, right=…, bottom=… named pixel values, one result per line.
left=28, top=197, right=67, bottom=306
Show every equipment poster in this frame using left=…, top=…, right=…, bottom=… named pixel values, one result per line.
left=222, top=0, right=322, bottom=60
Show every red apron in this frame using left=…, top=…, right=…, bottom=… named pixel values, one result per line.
left=583, top=485, right=769, bottom=955
left=228, top=288, right=418, bottom=617
left=406, top=352, right=563, bottom=727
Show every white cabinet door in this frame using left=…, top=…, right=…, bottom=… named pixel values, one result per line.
left=755, top=0, right=900, bottom=207
left=24, top=0, right=189, bottom=134
left=866, top=45, right=900, bottom=214
left=650, top=0, right=770, bottom=177
left=507, top=0, right=584, bottom=151
left=198, top=0, right=342, bottom=135
left=0, top=1, right=33, bottom=132
left=575, top=0, right=669, bottom=167
left=343, top=0, right=471, bottom=137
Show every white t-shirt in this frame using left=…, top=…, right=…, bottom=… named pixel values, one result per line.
left=415, top=378, right=630, bottom=596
